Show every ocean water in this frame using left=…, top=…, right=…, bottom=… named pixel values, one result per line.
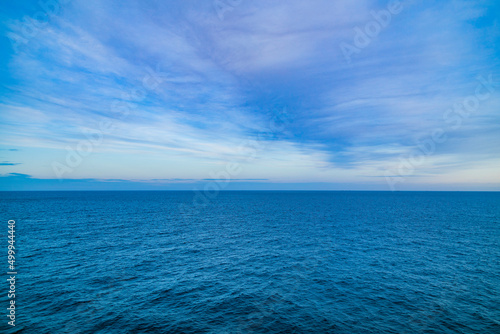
left=1, top=191, right=499, bottom=333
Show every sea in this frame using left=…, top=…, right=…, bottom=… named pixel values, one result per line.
left=0, top=191, right=499, bottom=333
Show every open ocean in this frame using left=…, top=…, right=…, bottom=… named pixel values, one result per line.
left=1, top=191, right=499, bottom=333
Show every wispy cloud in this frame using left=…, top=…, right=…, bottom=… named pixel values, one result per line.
left=0, top=0, right=499, bottom=190
left=0, top=161, right=21, bottom=166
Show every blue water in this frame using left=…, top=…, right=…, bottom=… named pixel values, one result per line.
left=1, top=191, right=499, bottom=333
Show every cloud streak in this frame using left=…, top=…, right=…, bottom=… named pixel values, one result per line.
left=0, top=162, right=21, bottom=166
left=0, top=0, right=499, bottom=190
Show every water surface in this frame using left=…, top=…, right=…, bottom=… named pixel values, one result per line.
left=1, top=191, right=499, bottom=333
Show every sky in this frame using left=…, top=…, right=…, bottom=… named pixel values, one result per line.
left=0, top=0, right=499, bottom=191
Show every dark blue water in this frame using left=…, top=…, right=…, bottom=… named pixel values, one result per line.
left=1, top=191, right=499, bottom=333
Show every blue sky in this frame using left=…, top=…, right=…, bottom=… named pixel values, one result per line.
left=0, top=0, right=499, bottom=190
